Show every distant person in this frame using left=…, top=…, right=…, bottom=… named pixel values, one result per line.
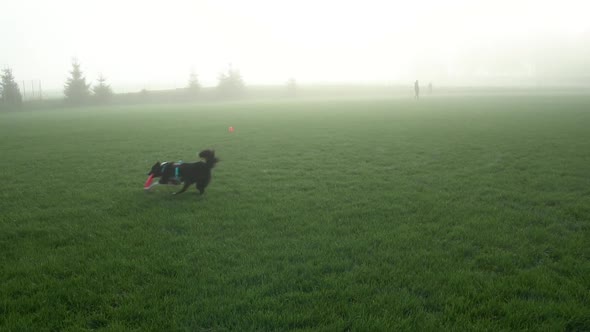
left=414, top=80, right=420, bottom=99
left=428, top=82, right=433, bottom=94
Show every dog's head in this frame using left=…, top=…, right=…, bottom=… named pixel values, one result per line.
left=148, top=161, right=164, bottom=177
left=198, top=149, right=215, bottom=160
left=199, top=149, right=219, bottom=166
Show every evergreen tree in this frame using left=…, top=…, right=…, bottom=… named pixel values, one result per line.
left=64, top=59, right=91, bottom=104
left=217, top=65, right=245, bottom=99
left=187, top=70, right=200, bottom=95
left=1, top=68, right=23, bottom=108
left=93, top=74, right=113, bottom=103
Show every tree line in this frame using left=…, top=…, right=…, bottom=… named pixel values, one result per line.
left=1, top=59, right=266, bottom=110
left=63, top=59, right=248, bottom=105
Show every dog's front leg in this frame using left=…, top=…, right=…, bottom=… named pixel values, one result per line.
left=172, top=182, right=190, bottom=195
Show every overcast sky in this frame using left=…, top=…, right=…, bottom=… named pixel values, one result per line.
left=2, top=0, right=589, bottom=92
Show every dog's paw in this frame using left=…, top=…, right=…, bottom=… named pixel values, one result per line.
left=171, top=192, right=177, bottom=195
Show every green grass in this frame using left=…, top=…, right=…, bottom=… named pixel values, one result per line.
left=1, top=95, right=589, bottom=331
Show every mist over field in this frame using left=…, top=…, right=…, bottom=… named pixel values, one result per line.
left=2, top=1, right=590, bottom=331
left=2, top=0, right=590, bottom=95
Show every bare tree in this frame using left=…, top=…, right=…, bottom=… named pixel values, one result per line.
left=187, top=70, right=201, bottom=95
left=286, top=78, right=297, bottom=97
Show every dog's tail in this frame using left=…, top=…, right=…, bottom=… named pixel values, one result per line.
left=199, top=149, right=219, bottom=168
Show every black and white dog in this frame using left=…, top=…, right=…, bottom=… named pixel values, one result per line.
left=146, top=150, right=219, bottom=195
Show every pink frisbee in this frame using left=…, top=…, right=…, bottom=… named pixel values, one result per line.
left=144, top=174, right=154, bottom=189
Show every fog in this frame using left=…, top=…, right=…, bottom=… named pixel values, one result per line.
left=2, top=0, right=589, bottom=93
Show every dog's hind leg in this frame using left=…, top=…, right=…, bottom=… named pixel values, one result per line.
left=173, top=182, right=190, bottom=195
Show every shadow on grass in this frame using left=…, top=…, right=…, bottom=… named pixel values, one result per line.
left=104, top=186, right=208, bottom=220
left=140, top=187, right=207, bottom=202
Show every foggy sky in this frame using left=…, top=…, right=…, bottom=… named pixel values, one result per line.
left=2, top=0, right=589, bottom=93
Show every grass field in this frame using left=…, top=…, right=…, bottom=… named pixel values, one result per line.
left=1, top=95, right=589, bottom=331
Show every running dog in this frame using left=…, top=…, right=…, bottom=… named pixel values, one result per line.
left=146, top=150, right=219, bottom=195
